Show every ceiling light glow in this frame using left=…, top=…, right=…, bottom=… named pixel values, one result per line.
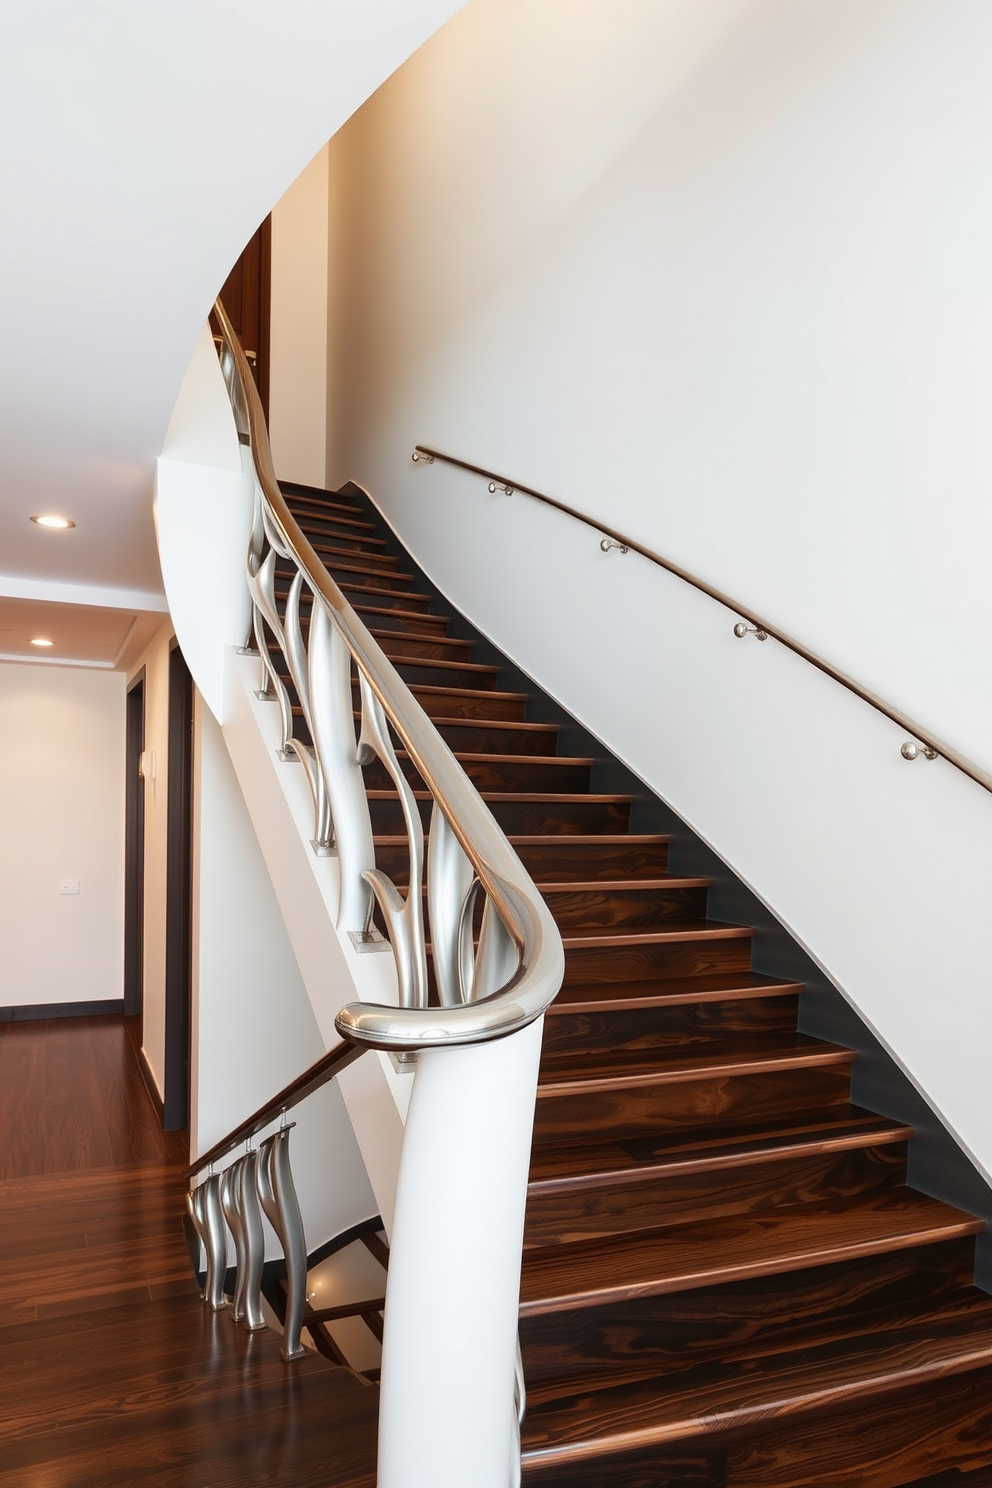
left=30, top=637, right=54, bottom=647
left=30, top=514, right=75, bottom=529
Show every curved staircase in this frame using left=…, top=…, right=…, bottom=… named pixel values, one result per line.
left=273, top=477, right=992, bottom=1487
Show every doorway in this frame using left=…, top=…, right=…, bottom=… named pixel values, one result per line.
left=217, top=215, right=271, bottom=418
left=124, top=671, right=146, bottom=1021
left=164, top=643, right=194, bottom=1132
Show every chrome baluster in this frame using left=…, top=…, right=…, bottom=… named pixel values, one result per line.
left=427, top=802, right=477, bottom=1007
left=511, top=1334, right=526, bottom=1488
left=200, top=1171, right=231, bottom=1311
left=457, top=875, right=482, bottom=1004
left=283, top=571, right=334, bottom=855
left=186, top=1182, right=210, bottom=1302
left=472, top=890, right=522, bottom=1003
left=248, top=549, right=296, bottom=758
left=239, top=1147, right=268, bottom=1332
left=308, top=603, right=376, bottom=936
left=219, top=1160, right=249, bottom=1323
left=358, top=674, right=428, bottom=1009
left=257, top=1125, right=308, bottom=1361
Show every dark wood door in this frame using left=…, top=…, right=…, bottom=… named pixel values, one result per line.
left=164, top=643, right=193, bottom=1133
left=218, top=215, right=271, bottom=419
left=124, top=672, right=146, bottom=1021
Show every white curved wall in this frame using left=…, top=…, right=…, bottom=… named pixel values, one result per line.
left=0, top=0, right=465, bottom=604
left=323, top=2, right=992, bottom=1178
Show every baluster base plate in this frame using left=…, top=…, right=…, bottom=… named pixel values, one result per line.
left=348, top=928, right=391, bottom=953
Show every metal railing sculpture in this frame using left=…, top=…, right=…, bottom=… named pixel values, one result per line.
left=214, top=301, right=564, bottom=1048
left=201, top=302, right=565, bottom=1488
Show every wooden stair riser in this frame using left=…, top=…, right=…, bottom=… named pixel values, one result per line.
left=361, top=658, right=501, bottom=692
left=310, top=546, right=401, bottom=575
left=361, top=753, right=593, bottom=794
left=533, top=1063, right=854, bottom=1147
left=350, top=682, right=528, bottom=722
left=561, top=933, right=754, bottom=987
left=372, top=632, right=473, bottom=661
left=545, top=884, right=710, bottom=932
left=541, top=994, right=801, bottom=1057
left=518, top=1238, right=978, bottom=1386
left=523, top=1141, right=908, bottom=1249
left=367, top=792, right=630, bottom=837
left=357, top=605, right=450, bottom=636
left=432, top=718, right=560, bottom=754
left=293, top=525, right=386, bottom=552
left=523, top=838, right=673, bottom=880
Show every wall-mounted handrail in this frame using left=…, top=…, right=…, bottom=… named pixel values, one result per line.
left=412, top=444, right=992, bottom=798
left=186, top=1041, right=363, bottom=1179
left=213, top=307, right=564, bottom=1059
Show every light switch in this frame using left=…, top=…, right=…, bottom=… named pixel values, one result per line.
left=60, top=880, right=80, bottom=895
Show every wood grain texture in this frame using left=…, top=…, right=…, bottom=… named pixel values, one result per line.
left=280, top=483, right=992, bottom=1482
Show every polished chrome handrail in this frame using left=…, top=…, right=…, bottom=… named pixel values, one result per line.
left=412, top=443, right=992, bottom=798
left=213, top=306, right=564, bottom=1055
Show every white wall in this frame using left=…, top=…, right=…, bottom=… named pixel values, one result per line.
left=320, top=2, right=992, bottom=1181
left=193, top=699, right=377, bottom=1251
left=0, top=662, right=125, bottom=1009
left=270, top=144, right=331, bottom=488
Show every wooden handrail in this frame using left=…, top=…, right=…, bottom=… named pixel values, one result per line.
left=413, top=444, right=992, bottom=799
left=185, top=1040, right=362, bottom=1179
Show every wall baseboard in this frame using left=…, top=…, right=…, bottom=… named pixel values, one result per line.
left=0, top=999, right=125, bottom=1023
left=138, top=1045, right=165, bottom=1123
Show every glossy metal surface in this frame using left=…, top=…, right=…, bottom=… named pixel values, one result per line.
left=198, top=1173, right=231, bottom=1312
left=213, top=302, right=565, bottom=1054
left=257, top=1128, right=308, bottom=1361
left=238, top=1149, right=268, bottom=1332
left=412, top=443, right=992, bottom=798
left=219, top=1160, right=249, bottom=1323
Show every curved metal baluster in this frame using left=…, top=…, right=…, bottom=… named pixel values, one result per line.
left=219, top=1160, right=249, bottom=1323
left=427, top=803, right=477, bottom=1007
left=308, top=603, right=375, bottom=934
left=359, top=674, right=428, bottom=1010
left=248, top=549, right=296, bottom=758
left=199, top=1173, right=231, bottom=1311
left=471, top=891, right=522, bottom=1003
left=239, top=1149, right=267, bottom=1332
left=256, top=1127, right=308, bottom=1361
left=511, top=1334, right=526, bottom=1488
left=283, top=572, right=334, bottom=854
left=186, top=1183, right=210, bottom=1302
left=457, top=876, right=481, bottom=1004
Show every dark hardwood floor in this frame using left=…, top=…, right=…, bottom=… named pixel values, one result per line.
left=272, top=479, right=992, bottom=1488
left=0, top=1015, right=378, bottom=1486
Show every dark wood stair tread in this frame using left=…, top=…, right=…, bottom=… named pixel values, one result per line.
left=518, top=1191, right=984, bottom=1317
left=528, top=1110, right=913, bottom=1191
left=548, top=971, right=804, bottom=1013
left=520, top=1296, right=992, bottom=1467
left=557, top=921, right=754, bottom=950
left=537, top=1035, right=856, bottom=1094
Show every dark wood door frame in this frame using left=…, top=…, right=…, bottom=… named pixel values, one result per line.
left=124, top=670, right=146, bottom=1021
left=164, top=643, right=194, bottom=1132
left=217, top=214, right=271, bottom=419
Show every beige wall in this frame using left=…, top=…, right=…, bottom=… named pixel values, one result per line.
left=0, top=661, right=125, bottom=1010
left=127, top=618, right=174, bottom=1097
left=269, top=143, right=330, bottom=488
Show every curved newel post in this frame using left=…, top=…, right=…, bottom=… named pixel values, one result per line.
left=257, top=1126, right=308, bottom=1361
left=377, top=1019, right=545, bottom=1488
left=188, top=1173, right=230, bottom=1312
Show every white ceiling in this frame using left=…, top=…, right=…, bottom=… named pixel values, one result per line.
left=0, top=0, right=463, bottom=615
left=0, top=598, right=163, bottom=671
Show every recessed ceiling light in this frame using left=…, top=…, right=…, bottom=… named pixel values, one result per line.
left=30, top=514, right=75, bottom=529
left=30, top=637, right=54, bottom=647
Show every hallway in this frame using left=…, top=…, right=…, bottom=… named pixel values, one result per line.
left=0, top=1015, right=377, bottom=1486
